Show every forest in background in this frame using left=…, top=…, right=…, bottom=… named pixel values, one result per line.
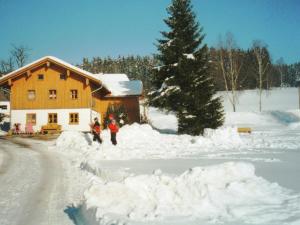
left=77, top=47, right=300, bottom=93
left=1, top=43, right=300, bottom=94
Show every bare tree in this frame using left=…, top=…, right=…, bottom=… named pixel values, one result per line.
left=251, top=40, right=270, bottom=112
left=216, top=32, right=243, bottom=112
left=0, top=57, right=14, bottom=76
left=276, top=57, right=286, bottom=88
left=10, top=44, right=30, bottom=68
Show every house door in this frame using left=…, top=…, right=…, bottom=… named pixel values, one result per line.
left=48, top=113, right=57, bottom=124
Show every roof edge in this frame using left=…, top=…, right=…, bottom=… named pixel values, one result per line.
left=0, top=56, right=106, bottom=88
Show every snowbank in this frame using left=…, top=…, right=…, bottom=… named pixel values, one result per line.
left=148, top=107, right=178, bottom=133
left=197, top=127, right=243, bottom=147
left=83, top=162, right=300, bottom=224
left=56, top=124, right=244, bottom=162
left=56, top=130, right=89, bottom=150
left=56, top=120, right=300, bottom=182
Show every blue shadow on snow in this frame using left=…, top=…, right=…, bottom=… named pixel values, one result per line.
left=64, top=205, right=89, bottom=225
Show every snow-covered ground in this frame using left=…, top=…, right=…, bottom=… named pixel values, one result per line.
left=219, top=88, right=299, bottom=112
left=0, top=137, right=89, bottom=225
left=1, top=88, right=300, bottom=225
left=55, top=88, right=300, bottom=225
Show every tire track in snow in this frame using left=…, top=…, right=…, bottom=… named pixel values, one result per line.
left=0, top=147, right=13, bottom=175
left=0, top=139, right=39, bottom=225
left=0, top=138, right=74, bottom=225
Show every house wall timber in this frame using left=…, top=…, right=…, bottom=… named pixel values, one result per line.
left=10, top=64, right=92, bottom=110
left=94, top=96, right=140, bottom=124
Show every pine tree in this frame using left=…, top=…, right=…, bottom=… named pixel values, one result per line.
left=149, top=0, right=224, bottom=135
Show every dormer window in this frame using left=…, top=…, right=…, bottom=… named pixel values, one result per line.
left=28, top=90, right=36, bottom=100
left=60, top=74, right=66, bottom=80
left=70, top=89, right=78, bottom=99
left=49, top=90, right=57, bottom=99
left=38, top=74, right=44, bottom=80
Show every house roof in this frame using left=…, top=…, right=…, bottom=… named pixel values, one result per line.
left=0, top=56, right=102, bottom=86
left=0, top=56, right=143, bottom=97
left=96, top=73, right=143, bottom=97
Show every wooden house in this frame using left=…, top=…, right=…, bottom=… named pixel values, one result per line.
left=0, top=56, right=142, bottom=132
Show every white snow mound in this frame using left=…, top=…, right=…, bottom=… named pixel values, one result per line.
left=84, top=162, right=300, bottom=224
left=56, top=131, right=89, bottom=150
left=56, top=124, right=243, bottom=161
left=197, top=126, right=243, bottom=147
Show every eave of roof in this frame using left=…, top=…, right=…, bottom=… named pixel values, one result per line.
left=0, top=56, right=105, bottom=88
left=0, top=56, right=143, bottom=97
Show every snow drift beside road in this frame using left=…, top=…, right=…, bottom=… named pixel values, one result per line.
left=56, top=124, right=243, bottom=162
left=83, top=162, right=300, bottom=225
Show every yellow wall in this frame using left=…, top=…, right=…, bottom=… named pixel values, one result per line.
left=11, top=64, right=92, bottom=109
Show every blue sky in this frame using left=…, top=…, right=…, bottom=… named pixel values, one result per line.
left=0, top=0, right=299, bottom=64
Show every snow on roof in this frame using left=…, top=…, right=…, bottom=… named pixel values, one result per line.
left=0, top=56, right=101, bottom=85
left=96, top=73, right=143, bottom=96
left=0, top=56, right=143, bottom=96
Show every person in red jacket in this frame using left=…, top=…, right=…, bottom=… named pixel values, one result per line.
left=91, top=117, right=102, bottom=144
left=108, top=119, right=119, bottom=145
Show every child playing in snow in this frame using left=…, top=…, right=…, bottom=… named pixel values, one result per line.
left=91, top=117, right=102, bottom=144
left=108, top=119, right=119, bottom=145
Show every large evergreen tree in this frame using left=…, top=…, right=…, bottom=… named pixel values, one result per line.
left=149, top=0, right=224, bottom=135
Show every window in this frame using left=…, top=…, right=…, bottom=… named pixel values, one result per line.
left=26, top=113, right=36, bottom=125
left=48, top=113, right=57, bottom=124
left=49, top=90, right=57, bottom=99
left=28, top=90, right=36, bottom=100
left=69, top=113, right=79, bottom=124
left=70, top=89, right=78, bottom=99
left=60, top=74, right=66, bottom=80
left=0, top=105, right=7, bottom=110
left=38, top=74, right=44, bottom=80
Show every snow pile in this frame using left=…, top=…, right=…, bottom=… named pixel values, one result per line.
left=83, top=162, right=300, bottom=224
left=147, top=107, right=178, bottom=133
left=56, top=124, right=244, bottom=162
left=56, top=131, right=89, bottom=150
left=197, top=127, right=243, bottom=147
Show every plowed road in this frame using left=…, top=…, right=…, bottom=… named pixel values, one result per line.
left=0, top=137, right=74, bottom=225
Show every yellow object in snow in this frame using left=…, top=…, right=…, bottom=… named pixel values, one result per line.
left=237, top=127, right=252, bottom=133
